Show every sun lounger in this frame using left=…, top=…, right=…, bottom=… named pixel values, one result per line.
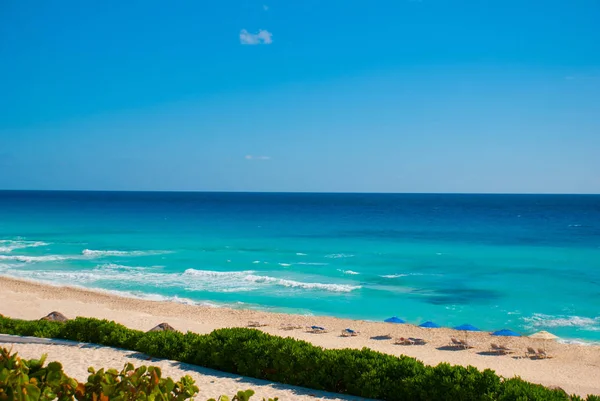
left=450, top=337, right=466, bottom=348
left=280, top=323, right=302, bottom=330
left=307, top=325, right=327, bottom=334
left=341, top=328, right=359, bottom=337
left=247, top=321, right=267, bottom=327
left=409, top=337, right=426, bottom=345
left=537, top=348, right=550, bottom=359
left=490, top=344, right=512, bottom=355
left=526, top=347, right=537, bottom=358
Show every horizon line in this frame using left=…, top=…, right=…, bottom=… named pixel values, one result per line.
left=0, top=189, right=598, bottom=196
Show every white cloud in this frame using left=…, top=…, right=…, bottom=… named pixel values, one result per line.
left=263, top=4, right=269, bottom=11
left=245, top=155, right=271, bottom=161
left=240, top=29, right=273, bottom=45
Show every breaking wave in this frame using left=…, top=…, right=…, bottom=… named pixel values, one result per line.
left=522, top=313, right=600, bottom=331
left=244, top=274, right=360, bottom=293
left=325, top=253, right=355, bottom=259
left=338, top=269, right=360, bottom=275
left=0, top=240, right=49, bottom=253
left=0, top=254, right=70, bottom=263
left=82, top=249, right=170, bottom=257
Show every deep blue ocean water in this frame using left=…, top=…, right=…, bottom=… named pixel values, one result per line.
left=1, top=191, right=599, bottom=342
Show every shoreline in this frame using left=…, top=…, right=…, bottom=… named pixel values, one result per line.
left=1, top=274, right=597, bottom=346
left=1, top=275, right=599, bottom=397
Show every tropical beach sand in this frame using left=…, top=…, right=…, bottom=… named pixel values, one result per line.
left=1, top=276, right=599, bottom=398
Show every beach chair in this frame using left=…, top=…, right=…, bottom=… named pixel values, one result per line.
left=307, top=325, right=327, bottom=334
left=537, top=348, right=549, bottom=359
left=525, top=347, right=537, bottom=358
left=490, top=344, right=511, bottom=355
left=280, top=323, right=302, bottom=331
left=450, top=337, right=465, bottom=349
left=409, top=337, right=426, bottom=345
left=247, top=321, right=267, bottom=327
left=499, top=345, right=513, bottom=354
left=341, top=328, right=359, bottom=337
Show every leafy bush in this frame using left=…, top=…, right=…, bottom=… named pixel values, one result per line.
left=0, top=315, right=597, bottom=400
left=1, top=347, right=271, bottom=401
left=0, top=347, right=77, bottom=400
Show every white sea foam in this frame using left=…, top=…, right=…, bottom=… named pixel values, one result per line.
left=522, top=313, right=600, bottom=331
left=337, top=269, right=360, bottom=275
left=380, top=273, right=440, bottom=279
left=325, top=253, right=355, bottom=259
left=252, top=260, right=261, bottom=264
left=296, top=253, right=307, bottom=256
left=98, top=263, right=157, bottom=271
left=244, top=274, right=360, bottom=293
left=0, top=254, right=70, bottom=263
left=296, top=262, right=329, bottom=266
left=0, top=240, right=49, bottom=253
left=183, top=268, right=255, bottom=277
left=278, top=263, right=292, bottom=267
left=82, top=249, right=170, bottom=258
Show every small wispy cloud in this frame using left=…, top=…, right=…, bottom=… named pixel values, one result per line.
left=240, top=29, right=273, bottom=45
left=263, top=4, right=269, bottom=11
left=245, top=155, right=271, bottom=161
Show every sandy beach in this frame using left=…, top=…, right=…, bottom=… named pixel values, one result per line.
left=1, top=276, right=599, bottom=398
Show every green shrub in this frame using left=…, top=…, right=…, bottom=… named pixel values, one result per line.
left=0, top=347, right=77, bottom=400
left=1, top=347, right=269, bottom=401
left=0, top=315, right=597, bottom=400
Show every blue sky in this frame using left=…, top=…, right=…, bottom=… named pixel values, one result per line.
left=1, top=0, right=599, bottom=193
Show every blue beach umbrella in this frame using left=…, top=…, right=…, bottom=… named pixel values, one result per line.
left=419, top=321, right=441, bottom=329
left=491, top=329, right=521, bottom=337
left=384, top=317, right=406, bottom=324
left=453, top=324, right=481, bottom=332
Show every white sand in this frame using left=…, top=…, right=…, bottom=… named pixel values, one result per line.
left=1, top=277, right=599, bottom=398
left=0, top=336, right=368, bottom=401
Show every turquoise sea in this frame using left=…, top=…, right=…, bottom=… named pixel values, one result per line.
left=0, top=191, right=599, bottom=342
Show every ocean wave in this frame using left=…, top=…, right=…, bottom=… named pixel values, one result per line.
left=0, top=254, right=70, bottom=263
left=522, top=313, right=600, bottom=331
left=380, top=274, right=408, bottom=278
left=183, top=268, right=255, bottom=278
left=244, top=274, right=360, bottom=293
left=337, top=269, right=360, bottom=275
left=0, top=240, right=50, bottom=253
left=325, top=253, right=355, bottom=259
left=278, top=263, right=292, bottom=267
left=82, top=249, right=170, bottom=257
left=296, top=262, right=329, bottom=266
left=98, top=263, right=158, bottom=271
left=380, top=273, right=441, bottom=278
left=296, top=252, right=307, bottom=256
left=1, top=261, right=359, bottom=294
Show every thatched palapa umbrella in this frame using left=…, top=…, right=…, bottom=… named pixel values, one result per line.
left=41, top=312, right=68, bottom=322
left=147, top=322, right=177, bottom=332
left=529, top=330, right=558, bottom=351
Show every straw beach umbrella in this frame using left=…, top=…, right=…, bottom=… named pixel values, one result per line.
left=529, top=330, right=558, bottom=351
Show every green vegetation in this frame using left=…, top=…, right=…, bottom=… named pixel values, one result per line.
left=0, top=347, right=272, bottom=401
left=0, top=315, right=597, bottom=400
